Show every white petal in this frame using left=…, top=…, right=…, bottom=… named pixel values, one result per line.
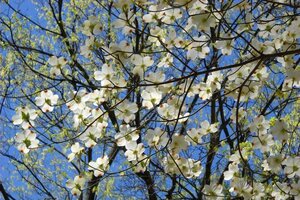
left=48, top=56, right=58, bottom=66
left=12, top=115, right=23, bottom=125
left=15, top=133, right=25, bottom=143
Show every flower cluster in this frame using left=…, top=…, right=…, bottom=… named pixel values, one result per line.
left=8, top=0, right=300, bottom=199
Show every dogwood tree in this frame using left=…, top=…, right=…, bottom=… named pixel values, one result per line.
left=0, top=0, right=299, bottom=199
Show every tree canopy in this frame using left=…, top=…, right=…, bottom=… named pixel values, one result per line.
left=0, top=0, right=299, bottom=199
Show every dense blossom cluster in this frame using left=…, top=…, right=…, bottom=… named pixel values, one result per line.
left=3, top=0, right=299, bottom=199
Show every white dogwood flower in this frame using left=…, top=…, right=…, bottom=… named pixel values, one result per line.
left=68, top=142, right=84, bottom=162
left=48, top=56, right=67, bottom=76
left=131, top=54, right=154, bottom=77
left=124, top=142, right=145, bottom=161
left=82, top=16, right=102, bottom=36
left=141, top=87, right=162, bottom=109
left=94, top=64, right=115, bottom=86
left=15, top=130, right=39, bottom=154
left=115, top=125, right=139, bottom=147
left=35, top=90, right=59, bottom=112
left=66, top=175, right=86, bottom=196
left=115, top=99, right=138, bottom=123
left=88, top=155, right=109, bottom=177
left=12, top=106, right=38, bottom=129
left=145, top=127, right=168, bottom=149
